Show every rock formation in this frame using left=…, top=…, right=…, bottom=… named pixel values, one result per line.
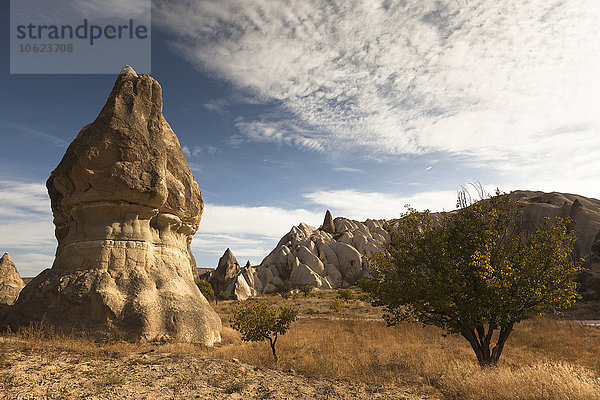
left=255, top=212, right=390, bottom=292
left=4, top=66, right=221, bottom=344
left=0, top=253, right=26, bottom=306
left=320, top=210, right=336, bottom=234
left=209, top=249, right=257, bottom=301
left=253, top=193, right=600, bottom=299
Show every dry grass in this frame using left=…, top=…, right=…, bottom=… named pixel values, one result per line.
left=2, top=292, right=599, bottom=400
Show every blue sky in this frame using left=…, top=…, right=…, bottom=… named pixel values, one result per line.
left=1, top=0, right=599, bottom=276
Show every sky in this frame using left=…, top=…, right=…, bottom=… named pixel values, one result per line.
left=1, top=0, right=599, bottom=276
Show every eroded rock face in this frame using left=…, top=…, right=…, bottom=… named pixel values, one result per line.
left=5, top=66, right=221, bottom=344
left=255, top=211, right=390, bottom=291
left=0, top=253, right=26, bottom=306
left=210, top=250, right=258, bottom=300
left=210, top=249, right=240, bottom=296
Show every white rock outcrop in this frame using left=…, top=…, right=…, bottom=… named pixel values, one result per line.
left=254, top=212, right=390, bottom=292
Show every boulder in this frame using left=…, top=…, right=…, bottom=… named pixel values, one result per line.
left=297, top=245, right=325, bottom=276
left=290, top=263, right=322, bottom=288
left=4, top=66, right=221, bottom=344
left=0, top=253, right=26, bottom=306
left=226, top=274, right=252, bottom=301
left=329, top=242, right=363, bottom=282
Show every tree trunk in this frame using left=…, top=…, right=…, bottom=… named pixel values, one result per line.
left=460, top=322, right=514, bottom=367
left=269, top=334, right=278, bottom=362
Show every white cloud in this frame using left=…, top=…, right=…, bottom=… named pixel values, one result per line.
left=235, top=120, right=325, bottom=152
left=304, top=189, right=460, bottom=220
left=0, top=181, right=55, bottom=276
left=154, top=0, right=600, bottom=189
left=199, top=203, right=322, bottom=238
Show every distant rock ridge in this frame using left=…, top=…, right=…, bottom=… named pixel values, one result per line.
left=4, top=66, right=221, bottom=344
left=0, top=253, right=26, bottom=306
left=237, top=192, right=600, bottom=300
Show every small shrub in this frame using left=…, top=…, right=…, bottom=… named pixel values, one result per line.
left=356, top=292, right=373, bottom=303
left=330, top=298, right=344, bottom=312
left=336, top=288, right=354, bottom=302
left=197, top=280, right=216, bottom=303
left=231, top=300, right=298, bottom=362
left=224, top=380, right=246, bottom=394
left=276, top=280, right=293, bottom=299
left=300, top=284, right=313, bottom=297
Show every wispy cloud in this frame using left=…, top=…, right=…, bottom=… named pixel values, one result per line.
left=154, top=0, right=600, bottom=186
left=0, top=120, right=69, bottom=148
left=332, top=167, right=364, bottom=174
left=234, top=120, right=325, bottom=152
left=0, top=181, right=55, bottom=276
left=304, top=189, right=461, bottom=220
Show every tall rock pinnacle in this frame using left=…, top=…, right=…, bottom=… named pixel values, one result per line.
left=5, top=66, right=221, bottom=344
left=320, top=210, right=336, bottom=234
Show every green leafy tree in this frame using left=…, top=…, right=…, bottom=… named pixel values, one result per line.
left=366, top=190, right=581, bottom=367
left=231, top=301, right=298, bottom=362
left=196, top=280, right=216, bottom=303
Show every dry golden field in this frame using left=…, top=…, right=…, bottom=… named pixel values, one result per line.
left=1, top=289, right=599, bottom=399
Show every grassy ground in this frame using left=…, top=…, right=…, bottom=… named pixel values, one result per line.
left=1, top=289, right=599, bottom=399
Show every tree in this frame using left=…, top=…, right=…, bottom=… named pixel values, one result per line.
left=230, top=300, right=298, bottom=362
left=365, top=190, right=582, bottom=366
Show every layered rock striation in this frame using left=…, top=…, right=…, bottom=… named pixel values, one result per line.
left=5, top=66, right=221, bottom=344
left=0, top=253, right=26, bottom=306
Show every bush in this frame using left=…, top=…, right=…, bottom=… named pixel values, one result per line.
left=196, top=280, right=215, bottom=303
left=336, top=288, right=354, bottom=302
left=300, top=284, right=313, bottom=297
left=330, top=298, right=344, bottom=312
left=231, top=300, right=298, bottom=362
left=356, top=292, right=373, bottom=303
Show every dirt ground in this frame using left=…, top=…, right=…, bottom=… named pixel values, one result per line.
left=0, top=341, right=424, bottom=399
